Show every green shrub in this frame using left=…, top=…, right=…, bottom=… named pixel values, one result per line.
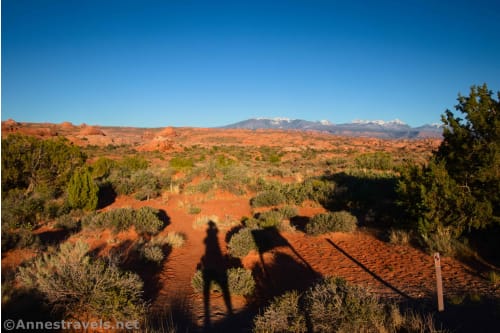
left=91, top=157, right=116, bottom=179
left=130, top=170, right=160, bottom=200
left=355, top=152, right=393, bottom=170
left=67, top=168, right=99, bottom=211
left=1, top=190, right=44, bottom=230
left=227, top=228, right=258, bottom=258
left=170, top=157, right=194, bottom=170
left=18, top=241, right=145, bottom=321
left=251, top=191, right=285, bottom=207
left=120, top=156, right=149, bottom=173
left=304, top=277, right=385, bottom=332
left=133, top=207, right=165, bottom=235
left=306, top=211, right=357, bottom=235
left=277, top=206, right=298, bottom=219
left=256, top=210, right=284, bottom=229
left=188, top=206, right=202, bottom=215
left=81, top=207, right=164, bottom=235
left=1, top=134, right=86, bottom=195
left=254, top=277, right=444, bottom=333
left=187, top=180, right=214, bottom=194
left=191, top=268, right=255, bottom=296
left=54, top=214, right=80, bottom=231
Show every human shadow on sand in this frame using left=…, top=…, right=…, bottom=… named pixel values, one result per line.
left=197, top=221, right=233, bottom=331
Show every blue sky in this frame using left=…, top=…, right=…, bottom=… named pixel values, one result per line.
left=2, top=0, right=500, bottom=128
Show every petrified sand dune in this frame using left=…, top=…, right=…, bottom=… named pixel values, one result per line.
left=79, top=125, right=105, bottom=136
left=60, top=121, right=75, bottom=129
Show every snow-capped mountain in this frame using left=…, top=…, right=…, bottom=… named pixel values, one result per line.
left=222, top=118, right=442, bottom=138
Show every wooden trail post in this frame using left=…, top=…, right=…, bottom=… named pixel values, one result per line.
left=434, top=252, right=444, bottom=312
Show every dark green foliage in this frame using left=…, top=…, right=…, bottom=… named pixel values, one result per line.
left=355, top=152, right=393, bottom=170
left=18, top=241, right=145, bottom=321
left=1, top=189, right=44, bottom=230
left=1, top=135, right=86, bottom=196
left=227, top=228, right=258, bottom=258
left=306, top=211, right=357, bottom=235
left=251, top=191, right=286, bottom=207
left=67, top=168, right=99, bottom=211
left=437, top=84, right=500, bottom=228
left=120, top=156, right=149, bottom=173
left=331, top=172, right=398, bottom=225
left=81, top=207, right=165, bottom=235
left=191, top=268, right=255, bottom=296
left=169, top=156, right=194, bottom=170
left=398, top=84, right=500, bottom=241
left=91, top=157, right=116, bottom=179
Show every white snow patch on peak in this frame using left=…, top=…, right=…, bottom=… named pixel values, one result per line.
left=319, top=119, right=332, bottom=125
left=352, top=119, right=407, bottom=126
left=255, top=117, right=293, bottom=122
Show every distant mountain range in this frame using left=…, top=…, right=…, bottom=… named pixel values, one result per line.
left=222, top=117, right=443, bottom=139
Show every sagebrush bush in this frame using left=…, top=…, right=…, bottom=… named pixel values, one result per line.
left=1, top=229, right=40, bottom=252
left=55, top=214, right=80, bottom=231
left=254, top=277, right=444, bottom=333
left=226, top=267, right=255, bottom=296
left=278, top=206, right=298, bottom=219
left=253, top=291, right=306, bottom=333
left=191, top=268, right=255, bottom=296
left=256, top=210, right=284, bottom=229
left=141, top=245, right=165, bottom=264
left=133, top=206, right=165, bottom=235
left=251, top=191, right=286, bottom=207
left=1, top=189, right=44, bottom=230
left=81, top=207, right=164, bottom=235
left=150, top=232, right=186, bottom=248
left=227, top=228, right=258, bottom=258
left=306, top=211, right=357, bottom=235
left=18, top=241, right=145, bottom=321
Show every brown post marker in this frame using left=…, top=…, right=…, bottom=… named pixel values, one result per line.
left=433, top=252, right=444, bottom=312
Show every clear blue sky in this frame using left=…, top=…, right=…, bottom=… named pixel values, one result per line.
left=2, top=0, right=499, bottom=127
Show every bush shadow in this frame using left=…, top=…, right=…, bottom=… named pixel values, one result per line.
left=325, top=172, right=400, bottom=227
left=290, top=216, right=310, bottom=232
left=97, top=181, right=117, bottom=209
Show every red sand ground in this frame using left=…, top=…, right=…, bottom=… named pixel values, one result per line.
left=48, top=193, right=495, bottom=328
